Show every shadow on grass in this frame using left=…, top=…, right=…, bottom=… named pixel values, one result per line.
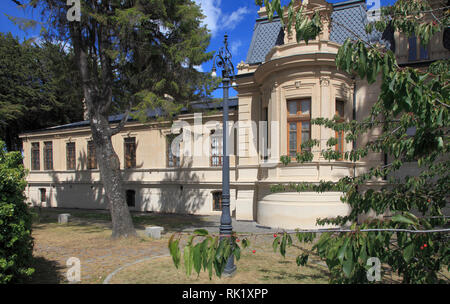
left=27, top=256, right=65, bottom=284
left=258, top=260, right=330, bottom=283
left=30, top=207, right=213, bottom=232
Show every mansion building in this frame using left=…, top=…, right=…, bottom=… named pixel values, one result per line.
left=19, top=0, right=450, bottom=229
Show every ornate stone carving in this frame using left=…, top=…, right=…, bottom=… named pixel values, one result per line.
left=237, top=60, right=250, bottom=73
left=320, top=77, right=330, bottom=87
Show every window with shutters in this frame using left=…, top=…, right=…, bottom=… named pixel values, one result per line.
left=335, top=100, right=345, bottom=160
left=124, top=137, right=136, bottom=169
left=210, top=130, right=223, bottom=167
left=31, top=142, right=40, bottom=171
left=167, top=134, right=180, bottom=167
left=39, top=188, right=46, bottom=203
left=287, top=99, right=311, bottom=158
left=212, top=191, right=222, bottom=211
left=87, top=141, right=97, bottom=170
left=66, top=142, right=76, bottom=170
left=43, top=142, right=53, bottom=170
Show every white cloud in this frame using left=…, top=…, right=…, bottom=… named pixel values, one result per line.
left=230, top=40, right=242, bottom=54
left=222, top=7, right=251, bottom=31
left=194, top=65, right=204, bottom=72
left=194, top=0, right=222, bottom=36
left=194, top=0, right=251, bottom=36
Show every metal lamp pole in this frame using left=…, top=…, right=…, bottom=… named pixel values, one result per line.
left=211, top=34, right=237, bottom=276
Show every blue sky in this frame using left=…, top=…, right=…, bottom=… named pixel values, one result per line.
left=0, top=0, right=398, bottom=98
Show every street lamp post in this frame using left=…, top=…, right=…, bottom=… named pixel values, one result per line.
left=211, top=34, right=237, bottom=276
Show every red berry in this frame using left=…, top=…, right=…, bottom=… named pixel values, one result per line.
left=274, top=234, right=277, bottom=238
left=424, top=244, right=427, bottom=248
left=420, top=246, right=424, bottom=250
left=252, top=250, right=256, bottom=253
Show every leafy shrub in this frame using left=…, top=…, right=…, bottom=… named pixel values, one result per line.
left=0, top=140, right=34, bottom=283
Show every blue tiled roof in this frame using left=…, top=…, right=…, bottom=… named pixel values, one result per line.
left=246, top=17, right=285, bottom=65
left=246, top=0, right=388, bottom=65
left=25, top=98, right=239, bottom=133
left=330, top=0, right=383, bottom=45
left=330, top=0, right=369, bottom=44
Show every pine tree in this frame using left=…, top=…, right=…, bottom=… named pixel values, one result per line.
left=9, top=0, right=216, bottom=238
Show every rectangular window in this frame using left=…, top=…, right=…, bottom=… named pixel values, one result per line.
left=419, top=44, right=430, bottom=60
left=335, top=100, right=345, bottom=160
left=213, top=191, right=222, bottom=211
left=167, top=135, right=180, bottom=167
left=409, top=35, right=430, bottom=61
left=408, top=36, right=417, bottom=61
left=287, top=99, right=311, bottom=157
left=39, top=188, right=46, bottom=203
left=211, top=130, right=223, bottom=167
left=87, top=141, right=97, bottom=170
left=43, top=142, right=53, bottom=170
left=124, top=137, right=136, bottom=169
left=66, top=142, right=76, bottom=170
left=31, top=143, right=40, bottom=171
left=126, top=190, right=136, bottom=207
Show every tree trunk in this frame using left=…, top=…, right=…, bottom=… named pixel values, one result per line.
left=70, top=22, right=136, bottom=239
left=90, top=112, right=137, bottom=239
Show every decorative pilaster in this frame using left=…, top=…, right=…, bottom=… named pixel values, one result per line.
left=319, top=76, right=331, bottom=158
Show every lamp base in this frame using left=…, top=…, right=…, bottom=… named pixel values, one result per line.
left=222, top=265, right=237, bottom=277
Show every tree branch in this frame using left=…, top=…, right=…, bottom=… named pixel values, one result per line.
left=110, top=101, right=132, bottom=136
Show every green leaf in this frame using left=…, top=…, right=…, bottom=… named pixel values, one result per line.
left=273, top=237, right=279, bottom=253
left=241, top=238, right=250, bottom=249
left=358, top=43, right=367, bottom=79
left=280, top=233, right=287, bottom=257
left=194, top=229, right=209, bottom=236
left=342, top=245, right=355, bottom=277
left=183, top=245, right=193, bottom=276
left=403, top=242, right=415, bottom=263
left=342, top=258, right=354, bottom=277
left=337, top=237, right=350, bottom=263
left=168, top=235, right=180, bottom=268
left=193, top=243, right=202, bottom=275
left=296, top=254, right=309, bottom=266
left=391, top=214, right=416, bottom=226
left=233, top=245, right=241, bottom=261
